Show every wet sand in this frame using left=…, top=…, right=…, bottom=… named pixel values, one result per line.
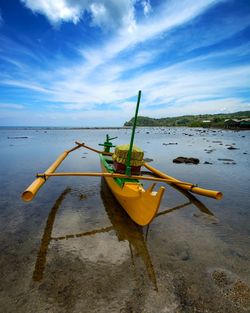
left=0, top=127, right=249, bottom=312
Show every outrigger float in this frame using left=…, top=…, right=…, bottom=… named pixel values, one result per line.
left=22, top=91, right=223, bottom=226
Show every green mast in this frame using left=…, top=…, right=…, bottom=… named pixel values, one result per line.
left=125, top=90, right=142, bottom=176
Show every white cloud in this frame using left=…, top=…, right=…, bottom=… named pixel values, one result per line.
left=141, top=0, right=151, bottom=16
left=140, top=98, right=250, bottom=118
left=0, top=103, right=25, bottom=110
left=21, top=0, right=138, bottom=30
left=89, top=0, right=137, bottom=31
left=21, top=0, right=81, bottom=24
left=0, top=79, right=52, bottom=93
left=78, top=0, right=221, bottom=72
left=2, top=0, right=250, bottom=126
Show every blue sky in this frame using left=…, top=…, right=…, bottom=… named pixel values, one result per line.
left=0, top=0, right=249, bottom=126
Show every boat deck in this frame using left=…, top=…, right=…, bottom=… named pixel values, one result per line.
left=100, top=154, right=140, bottom=188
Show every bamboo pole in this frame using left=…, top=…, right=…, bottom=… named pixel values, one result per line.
left=143, top=162, right=223, bottom=200
left=75, top=141, right=113, bottom=156
left=36, top=171, right=193, bottom=186
left=22, top=144, right=82, bottom=202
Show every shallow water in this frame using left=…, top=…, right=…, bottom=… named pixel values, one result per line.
left=0, top=127, right=249, bottom=313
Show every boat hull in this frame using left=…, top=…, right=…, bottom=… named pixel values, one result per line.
left=100, top=155, right=165, bottom=226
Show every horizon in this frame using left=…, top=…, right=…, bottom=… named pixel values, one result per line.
left=0, top=0, right=250, bottom=126
left=0, top=109, right=249, bottom=128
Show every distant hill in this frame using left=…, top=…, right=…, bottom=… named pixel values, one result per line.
left=124, top=111, right=250, bottom=127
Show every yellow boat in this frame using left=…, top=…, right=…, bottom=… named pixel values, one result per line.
left=22, top=91, right=223, bottom=226
left=100, top=153, right=165, bottom=225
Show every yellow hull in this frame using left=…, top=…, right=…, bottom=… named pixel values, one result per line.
left=100, top=161, right=165, bottom=226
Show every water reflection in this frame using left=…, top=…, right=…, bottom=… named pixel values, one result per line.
left=33, top=180, right=215, bottom=288
left=32, top=187, right=71, bottom=281
left=100, top=179, right=158, bottom=290
left=156, top=185, right=214, bottom=218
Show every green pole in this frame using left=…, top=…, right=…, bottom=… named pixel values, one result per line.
left=125, top=90, right=141, bottom=176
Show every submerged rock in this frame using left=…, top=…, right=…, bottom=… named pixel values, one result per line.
left=162, top=142, right=178, bottom=146
left=218, top=158, right=234, bottom=161
left=210, top=269, right=250, bottom=309
left=204, top=149, right=216, bottom=153
left=143, top=158, right=154, bottom=163
left=227, top=146, right=239, bottom=150
left=7, top=136, right=28, bottom=139
left=173, top=157, right=199, bottom=164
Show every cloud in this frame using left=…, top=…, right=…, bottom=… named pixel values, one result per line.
left=89, top=0, right=136, bottom=31
left=21, top=0, right=140, bottom=30
left=140, top=98, right=250, bottom=118
left=21, top=0, right=82, bottom=24
left=0, top=79, right=51, bottom=93
left=141, top=0, right=151, bottom=16
left=78, top=0, right=222, bottom=72
left=1, top=0, right=250, bottom=126
left=0, top=103, right=25, bottom=110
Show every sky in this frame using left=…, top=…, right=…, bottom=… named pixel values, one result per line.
left=0, top=0, right=249, bottom=126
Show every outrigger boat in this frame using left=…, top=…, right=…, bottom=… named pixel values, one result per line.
left=22, top=91, right=223, bottom=226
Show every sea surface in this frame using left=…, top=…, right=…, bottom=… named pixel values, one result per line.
left=0, top=127, right=249, bottom=313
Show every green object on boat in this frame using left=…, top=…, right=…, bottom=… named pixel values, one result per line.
left=125, top=90, right=141, bottom=175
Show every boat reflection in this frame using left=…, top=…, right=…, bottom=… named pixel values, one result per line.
left=33, top=181, right=215, bottom=288
left=100, top=178, right=158, bottom=290
left=32, top=187, right=71, bottom=281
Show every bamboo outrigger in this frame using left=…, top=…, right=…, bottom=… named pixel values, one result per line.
left=22, top=91, right=223, bottom=225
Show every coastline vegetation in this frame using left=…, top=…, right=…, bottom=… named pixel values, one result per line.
left=124, top=111, right=250, bottom=128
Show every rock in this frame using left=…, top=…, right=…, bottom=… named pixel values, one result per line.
left=227, top=146, right=239, bottom=150
left=204, top=161, right=213, bottom=164
left=7, top=136, right=29, bottom=139
left=204, top=149, right=215, bottom=153
left=173, top=157, right=199, bottom=164
left=218, top=158, right=234, bottom=161
left=143, top=158, right=154, bottom=163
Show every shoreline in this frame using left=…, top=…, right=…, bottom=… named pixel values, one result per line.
left=1, top=126, right=250, bottom=131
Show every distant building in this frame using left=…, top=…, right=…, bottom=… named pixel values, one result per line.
left=224, top=118, right=250, bottom=129
left=239, top=118, right=250, bottom=128
left=202, top=120, right=211, bottom=128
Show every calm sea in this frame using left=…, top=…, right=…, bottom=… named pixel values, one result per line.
left=0, top=127, right=249, bottom=312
